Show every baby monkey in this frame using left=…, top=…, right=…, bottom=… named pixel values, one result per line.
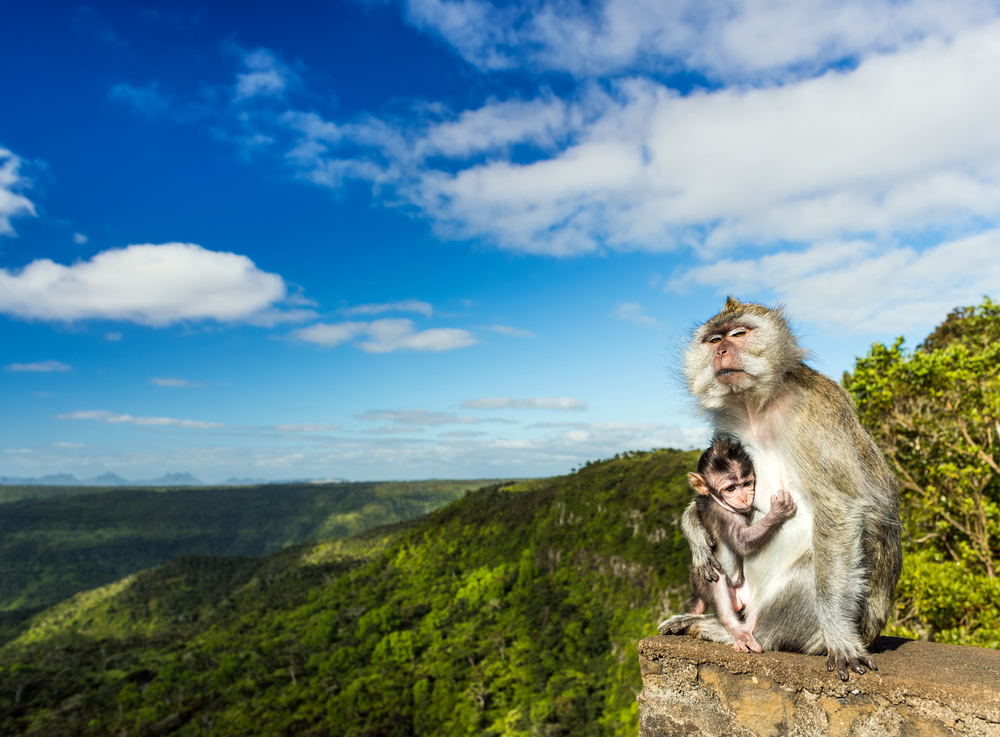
left=682, top=436, right=797, bottom=653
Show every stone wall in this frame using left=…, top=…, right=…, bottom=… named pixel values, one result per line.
left=636, top=635, right=1000, bottom=736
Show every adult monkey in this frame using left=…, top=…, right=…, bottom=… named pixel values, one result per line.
left=658, top=297, right=902, bottom=680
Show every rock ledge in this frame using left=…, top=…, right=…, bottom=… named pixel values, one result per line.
left=636, top=635, right=1000, bottom=736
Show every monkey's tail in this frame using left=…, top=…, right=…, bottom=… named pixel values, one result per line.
left=658, top=614, right=734, bottom=646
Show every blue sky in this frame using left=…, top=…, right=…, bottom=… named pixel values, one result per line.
left=3, top=0, right=1000, bottom=482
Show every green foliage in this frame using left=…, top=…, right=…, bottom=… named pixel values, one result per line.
left=0, top=480, right=488, bottom=626
left=0, top=449, right=698, bottom=737
left=846, top=297, right=1000, bottom=646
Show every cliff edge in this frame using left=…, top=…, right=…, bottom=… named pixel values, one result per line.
left=636, top=635, right=1000, bottom=736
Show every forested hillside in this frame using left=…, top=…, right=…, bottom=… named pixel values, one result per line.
left=0, top=480, right=487, bottom=644
left=0, top=450, right=697, bottom=737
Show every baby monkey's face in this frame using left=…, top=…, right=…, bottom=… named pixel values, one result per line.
left=709, top=468, right=755, bottom=512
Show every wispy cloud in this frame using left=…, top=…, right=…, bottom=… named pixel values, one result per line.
left=356, top=409, right=482, bottom=426
left=273, top=423, right=341, bottom=432
left=670, top=230, right=1000, bottom=333
left=462, top=397, right=586, bottom=411
left=234, top=48, right=299, bottom=101
left=0, top=148, right=36, bottom=236
left=402, top=0, right=995, bottom=81
left=57, top=410, right=225, bottom=429
left=73, top=232, right=88, bottom=245
left=105, top=332, right=123, bottom=342
left=363, top=426, right=427, bottom=434
left=292, top=318, right=477, bottom=352
left=5, top=360, right=71, bottom=373
left=341, top=299, right=434, bottom=318
left=487, top=324, right=535, bottom=337
left=612, top=302, right=658, bottom=326
left=150, top=377, right=204, bottom=388
left=0, top=243, right=313, bottom=326
left=109, top=82, right=170, bottom=116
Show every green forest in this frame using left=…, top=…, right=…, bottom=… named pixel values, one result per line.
left=0, top=480, right=488, bottom=643
left=1, top=300, right=999, bottom=736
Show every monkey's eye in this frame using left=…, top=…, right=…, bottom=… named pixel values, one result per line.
left=723, top=485, right=736, bottom=494
left=707, top=334, right=723, bottom=344
left=730, top=328, right=748, bottom=338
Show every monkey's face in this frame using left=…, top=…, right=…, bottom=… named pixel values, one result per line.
left=705, top=324, right=752, bottom=387
left=684, top=298, right=807, bottom=410
left=709, top=469, right=755, bottom=512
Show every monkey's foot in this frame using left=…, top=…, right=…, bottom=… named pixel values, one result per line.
left=826, top=651, right=878, bottom=681
left=731, top=631, right=762, bottom=653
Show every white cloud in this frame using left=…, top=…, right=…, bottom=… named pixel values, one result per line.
left=487, top=324, right=535, bottom=337
left=53, top=442, right=86, bottom=448
left=363, top=426, right=427, bottom=434
left=0, top=148, right=36, bottom=236
left=73, top=232, right=88, bottom=245
left=462, top=396, right=587, bottom=411
left=234, top=48, right=298, bottom=101
left=402, top=0, right=997, bottom=81
left=292, top=318, right=477, bottom=352
left=341, top=299, right=434, bottom=318
left=0, top=243, right=308, bottom=325
left=274, top=423, right=341, bottom=432
left=356, top=409, right=482, bottom=425
left=670, top=231, right=1000, bottom=333
left=105, top=332, right=123, bottom=342
left=56, top=410, right=225, bottom=429
left=272, top=21, right=1000, bottom=257
left=612, top=302, right=658, bottom=326
left=291, top=321, right=365, bottom=347
left=5, top=360, right=72, bottom=372
left=5, top=448, right=33, bottom=454
left=150, top=377, right=204, bottom=387
left=439, top=430, right=488, bottom=437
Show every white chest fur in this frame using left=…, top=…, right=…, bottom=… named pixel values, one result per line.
left=742, top=442, right=814, bottom=602
left=717, top=403, right=815, bottom=607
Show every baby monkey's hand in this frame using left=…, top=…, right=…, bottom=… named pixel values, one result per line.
left=770, top=489, right=797, bottom=519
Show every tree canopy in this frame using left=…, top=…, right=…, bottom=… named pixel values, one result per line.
left=846, top=297, right=1000, bottom=647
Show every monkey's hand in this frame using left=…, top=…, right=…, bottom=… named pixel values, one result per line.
left=769, top=488, right=797, bottom=520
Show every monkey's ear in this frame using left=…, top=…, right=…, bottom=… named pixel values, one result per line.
left=688, top=472, right=710, bottom=495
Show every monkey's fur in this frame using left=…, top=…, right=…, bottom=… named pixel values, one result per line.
left=659, top=297, right=902, bottom=680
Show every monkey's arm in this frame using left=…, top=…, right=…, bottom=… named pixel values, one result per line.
left=681, top=501, right=721, bottom=582
left=728, top=489, right=797, bottom=557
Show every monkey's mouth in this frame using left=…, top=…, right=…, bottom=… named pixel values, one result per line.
left=715, top=369, right=746, bottom=377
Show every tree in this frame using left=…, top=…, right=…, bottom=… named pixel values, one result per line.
left=845, top=298, right=1000, bottom=646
